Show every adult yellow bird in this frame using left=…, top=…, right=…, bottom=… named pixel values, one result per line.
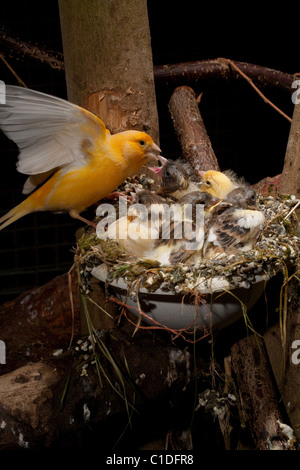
left=0, top=86, right=161, bottom=229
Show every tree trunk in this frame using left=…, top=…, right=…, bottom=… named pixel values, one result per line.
left=264, top=101, right=300, bottom=443
left=280, top=103, right=300, bottom=198
left=58, top=0, right=159, bottom=141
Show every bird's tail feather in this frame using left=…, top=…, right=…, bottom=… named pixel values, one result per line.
left=0, top=201, right=33, bottom=230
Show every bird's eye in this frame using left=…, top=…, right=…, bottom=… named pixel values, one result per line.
left=139, top=140, right=145, bottom=146
left=165, top=171, right=171, bottom=177
left=205, top=180, right=211, bottom=186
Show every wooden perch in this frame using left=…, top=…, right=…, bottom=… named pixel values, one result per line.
left=231, top=335, right=292, bottom=450
left=168, top=86, right=220, bottom=175
left=154, top=59, right=295, bottom=93
left=0, top=30, right=64, bottom=70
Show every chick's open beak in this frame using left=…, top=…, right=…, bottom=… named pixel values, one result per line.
left=147, top=154, right=169, bottom=176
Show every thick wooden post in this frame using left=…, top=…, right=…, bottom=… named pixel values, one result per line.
left=264, top=102, right=300, bottom=442
left=58, top=0, right=159, bottom=141
left=280, top=103, right=300, bottom=198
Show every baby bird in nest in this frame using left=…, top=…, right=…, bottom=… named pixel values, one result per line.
left=149, top=159, right=200, bottom=199
left=152, top=191, right=220, bottom=265
left=203, top=186, right=265, bottom=259
left=199, top=169, right=246, bottom=199
left=99, top=190, right=167, bottom=258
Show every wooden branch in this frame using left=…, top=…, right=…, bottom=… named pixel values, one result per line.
left=0, top=30, right=65, bottom=70
left=168, top=86, right=220, bottom=175
left=154, top=58, right=295, bottom=93
left=231, top=335, right=292, bottom=450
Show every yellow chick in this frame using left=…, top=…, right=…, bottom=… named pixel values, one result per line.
left=198, top=169, right=242, bottom=199
left=0, top=86, right=161, bottom=229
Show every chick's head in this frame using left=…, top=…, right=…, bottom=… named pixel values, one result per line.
left=199, top=170, right=235, bottom=199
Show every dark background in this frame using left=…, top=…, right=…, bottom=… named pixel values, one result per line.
left=0, top=1, right=297, bottom=303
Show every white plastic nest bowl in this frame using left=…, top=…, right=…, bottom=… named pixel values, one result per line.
left=91, top=263, right=265, bottom=331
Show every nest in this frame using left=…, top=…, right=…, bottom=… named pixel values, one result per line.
left=76, top=176, right=300, bottom=302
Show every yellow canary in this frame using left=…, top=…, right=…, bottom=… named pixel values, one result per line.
left=0, top=86, right=161, bottom=229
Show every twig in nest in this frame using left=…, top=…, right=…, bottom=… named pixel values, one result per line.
left=0, top=53, right=27, bottom=87
left=221, top=58, right=292, bottom=123
left=284, top=200, right=300, bottom=220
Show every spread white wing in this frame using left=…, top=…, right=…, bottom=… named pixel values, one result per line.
left=0, top=85, right=107, bottom=193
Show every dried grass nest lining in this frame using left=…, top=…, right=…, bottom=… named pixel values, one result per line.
left=77, top=193, right=300, bottom=296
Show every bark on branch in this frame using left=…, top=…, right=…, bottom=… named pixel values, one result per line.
left=0, top=30, right=65, bottom=70
left=154, top=59, right=295, bottom=93
left=168, top=86, right=220, bottom=175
